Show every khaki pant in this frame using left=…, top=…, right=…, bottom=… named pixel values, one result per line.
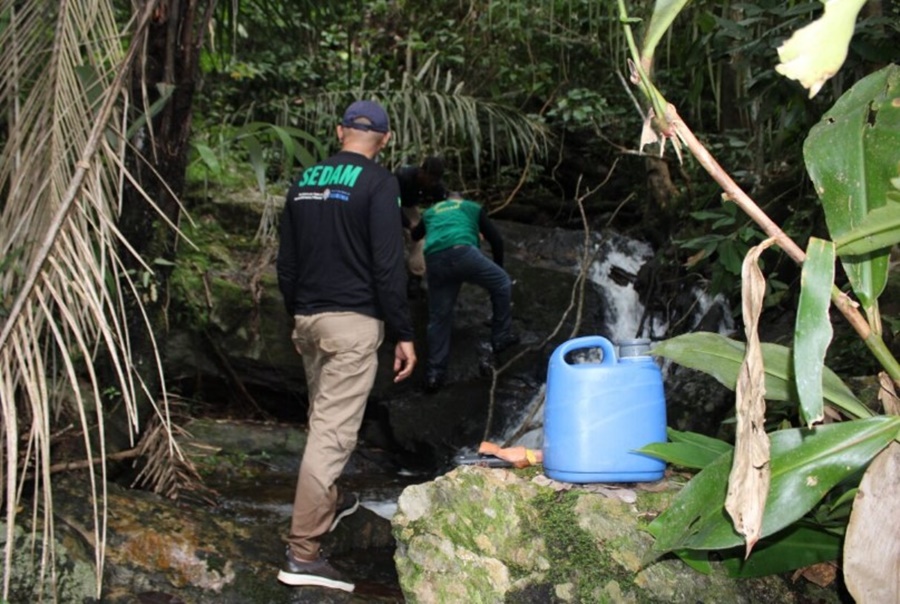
left=402, top=206, right=426, bottom=277
left=288, top=312, right=383, bottom=560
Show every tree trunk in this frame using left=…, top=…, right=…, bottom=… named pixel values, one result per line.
left=111, top=0, right=217, bottom=450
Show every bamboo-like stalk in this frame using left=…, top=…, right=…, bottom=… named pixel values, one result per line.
left=670, top=110, right=900, bottom=385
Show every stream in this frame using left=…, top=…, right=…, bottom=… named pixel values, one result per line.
left=187, top=228, right=734, bottom=602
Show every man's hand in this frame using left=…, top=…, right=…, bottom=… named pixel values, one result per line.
left=393, top=340, right=417, bottom=382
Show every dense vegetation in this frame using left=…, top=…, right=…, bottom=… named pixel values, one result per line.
left=188, top=1, right=896, bottom=315
left=0, top=0, right=898, bottom=600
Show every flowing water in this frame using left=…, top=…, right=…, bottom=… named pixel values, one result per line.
left=208, top=229, right=734, bottom=601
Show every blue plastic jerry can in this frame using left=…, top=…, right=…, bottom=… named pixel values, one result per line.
left=543, top=336, right=667, bottom=483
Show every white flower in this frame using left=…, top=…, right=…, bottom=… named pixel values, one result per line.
left=775, top=0, right=867, bottom=98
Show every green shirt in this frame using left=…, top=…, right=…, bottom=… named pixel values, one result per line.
left=421, top=198, right=483, bottom=256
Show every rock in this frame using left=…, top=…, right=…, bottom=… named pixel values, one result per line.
left=38, top=417, right=403, bottom=603
left=392, top=465, right=842, bottom=604
left=0, top=520, right=97, bottom=602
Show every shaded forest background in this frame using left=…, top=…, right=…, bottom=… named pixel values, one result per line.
left=187, top=0, right=896, bottom=326
left=0, top=0, right=898, bottom=599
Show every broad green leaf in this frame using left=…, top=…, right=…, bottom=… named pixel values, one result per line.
left=270, top=124, right=323, bottom=167
left=794, top=238, right=835, bottom=426
left=834, top=201, right=900, bottom=256
left=648, top=416, right=900, bottom=555
left=672, top=549, right=713, bottom=574
left=652, top=333, right=872, bottom=419
left=640, top=0, right=691, bottom=62
left=719, top=524, right=843, bottom=578
left=639, top=440, right=730, bottom=470
left=669, top=427, right=734, bottom=454
left=192, top=143, right=221, bottom=175
left=775, top=0, right=867, bottom=98
left=803, top=64, right=900, bottom=310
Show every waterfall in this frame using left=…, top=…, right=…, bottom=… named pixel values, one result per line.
left=588, top=230, right=734, bottom=341
left=495, top=230, right=734, bottom=449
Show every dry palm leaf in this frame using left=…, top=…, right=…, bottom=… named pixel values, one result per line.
left=0, top=1, right=178, bottom=598
left=725, top=237, right=776, bottom=556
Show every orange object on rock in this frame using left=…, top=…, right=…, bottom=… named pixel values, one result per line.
left=478, top=441, right=543, bottom=468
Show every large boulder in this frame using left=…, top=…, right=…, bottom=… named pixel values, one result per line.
left=392, top=466, right=841, bottom=604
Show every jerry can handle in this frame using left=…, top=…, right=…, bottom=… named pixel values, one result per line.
left=552, top=336, right=617, bottom=367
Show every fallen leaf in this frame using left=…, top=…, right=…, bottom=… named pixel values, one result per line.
left=791, top=561, right=837, bottom=588
left=844, top=441, right=900, bottom=603
left=877, top=372, right=899, bottom=415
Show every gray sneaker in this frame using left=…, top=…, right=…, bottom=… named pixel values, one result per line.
left=277, top=549, right=354, bottom=592
left=329, top=492, right=359, bottom=532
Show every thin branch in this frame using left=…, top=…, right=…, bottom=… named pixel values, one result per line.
left=484, top=169, right=613, bottom=443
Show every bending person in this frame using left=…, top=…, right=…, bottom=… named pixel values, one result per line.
left=411, top=192, right=518, bottom=393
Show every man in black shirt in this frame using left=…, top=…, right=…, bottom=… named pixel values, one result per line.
left=276, top=100, right=416, bottom=592
left=396, top=156, right=447, bottom=295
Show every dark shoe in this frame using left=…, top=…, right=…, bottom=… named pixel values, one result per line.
left=277, top=548, right=354, bottom=592
left=492, top=333, right=521, bottom=355
left=329, top=492, right=359, bottom=532
left=424, top=373, right=445, bottom=394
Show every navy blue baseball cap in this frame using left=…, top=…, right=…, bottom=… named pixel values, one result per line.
left=341, top=100, right=390, bottom=133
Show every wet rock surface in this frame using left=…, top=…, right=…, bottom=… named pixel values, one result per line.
left=41, top=419, right=418, bottom=603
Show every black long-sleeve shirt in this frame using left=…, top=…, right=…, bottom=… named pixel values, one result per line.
left=276, top=151, right=413, bottom=341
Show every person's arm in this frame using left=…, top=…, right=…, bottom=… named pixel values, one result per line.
left=478, top=207, right=504, bottom=267
left=410, top=219, right=426, bottom=242
left=275, top=198, right=298, bottom=316
left=369, top=174, right=415, bottom=342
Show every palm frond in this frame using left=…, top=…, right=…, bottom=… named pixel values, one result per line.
left=0, top=0, right=174, bottom=598
left=295, top=54, right=551, bottom=175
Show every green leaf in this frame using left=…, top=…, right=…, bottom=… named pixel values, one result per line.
left=639, top=429, right=733, bottom=470
left=648, top=416, right=900, bottom=555
left=719, top=524, right=843, bottom=578
left=672, top=549, right=713, bottom=574
left=669, top=428, right=734, bottom=452
left=241, top=135, right=266, bottom=194
left=803, top=64, right=900, bottom=311
left=794, top=238, right=835, bottom=426
left=651, top=333, right=872, bottom=419
left=717, top=240, right=745, bottom=276
left=192, top=143, right=221, bottom=174
left=640, top=0, right=691, bottom=63
left=834, top=201, right=900, bottom=256
left=126, top=82, right=176, bottom=141
left=639, top=442, right=727, bottom=470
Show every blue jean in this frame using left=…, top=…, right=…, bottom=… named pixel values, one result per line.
left=424, top=245, right=512, bottom=377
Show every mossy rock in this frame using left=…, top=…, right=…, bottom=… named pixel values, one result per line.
left=393, top=466, right=844, bottom=604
